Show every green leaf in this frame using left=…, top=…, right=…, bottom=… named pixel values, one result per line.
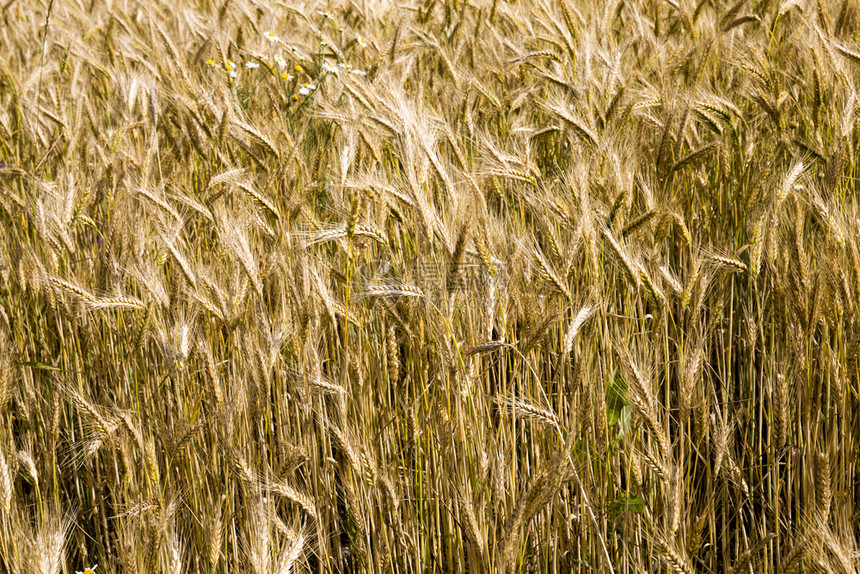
left=618, top=405, right=633, bottom=437
left=609, top=492, right=646, bottom=515
left=606, top=375, right=629, bottom=427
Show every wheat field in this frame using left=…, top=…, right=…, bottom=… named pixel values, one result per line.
left=0, top=0, right=859, bottom=572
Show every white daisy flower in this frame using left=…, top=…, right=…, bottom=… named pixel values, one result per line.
left=245, top=61, right=260, bottom=69
left=274, top=55, right=286, bottom=69
left=298, top=82, right=316, bottom=95
left=351, top=69, right=367, bottom=76
left=320, top=39, right=329, bottom=46
left=76, top=566, right=97, bottom=574
left=357, top=36, right=367, bottom=47
left=264, top=31, right=280, bottom=43
left=229, top=70, right=238, bottom=78
left=322, top=61, right=337, bottom=73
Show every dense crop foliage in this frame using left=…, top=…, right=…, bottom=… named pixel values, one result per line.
left=1, top=0, right=860, bottom=572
